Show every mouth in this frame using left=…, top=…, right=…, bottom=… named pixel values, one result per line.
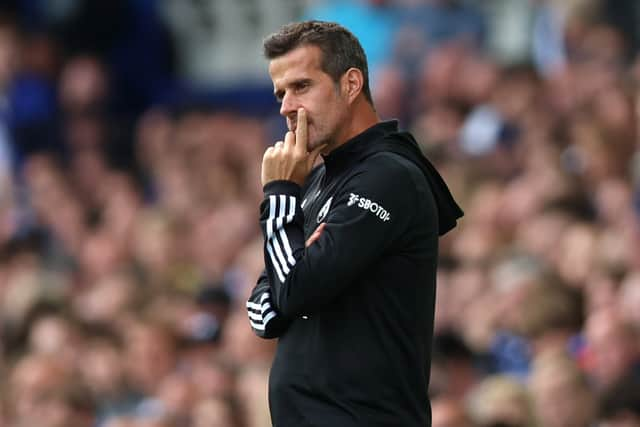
left=287, top=117, right=297, bottom=132
left=288, top=117, right=308, bottom=133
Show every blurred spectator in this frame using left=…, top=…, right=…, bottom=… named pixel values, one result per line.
left=598, top=377, right=640, bottom=427
left=617, top=270, right=640, bottom=331
left=79, top=333, right=141, bottom=425
left=2, top=2, right=640, bottom=426
left=529, top=349, right=596, bottom=427
left=235, top=365, right=271, bottom=427
left=431, top=394, right=476, bottom=427
left=517, top=277, right=584, bottom=356
left=191, top=396, right=238, bottom=427
left=584, top=308, right=640, bottom=392
left=466, top=375, right=538, bottom=427
left=430, top=330, right=482, bottom=399
left=121, top=318, right=178, bottom=398
left=392, top=0, right=486, bottom=77
left=7, top=353, right=95, bottom=427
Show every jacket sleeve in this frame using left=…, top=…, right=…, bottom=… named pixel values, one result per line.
left=246, top=269, right=291, bottom=339
left=260, top=156, right=419, bottom=318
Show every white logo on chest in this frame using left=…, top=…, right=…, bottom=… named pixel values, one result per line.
left=316, top=197, right=333, bottom=223
left=347, top=193, right=391, bottom=222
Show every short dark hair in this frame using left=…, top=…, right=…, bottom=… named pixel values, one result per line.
left=263, top=20, right=373, bottom=104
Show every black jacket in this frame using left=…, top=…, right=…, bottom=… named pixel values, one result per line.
left=246, top=121, right=463, bottom=427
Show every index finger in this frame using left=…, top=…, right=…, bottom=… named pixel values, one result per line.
left=295, top=108, right=308, bottom=153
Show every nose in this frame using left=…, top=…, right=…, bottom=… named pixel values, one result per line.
left=279, top=92, right=297, bottom=118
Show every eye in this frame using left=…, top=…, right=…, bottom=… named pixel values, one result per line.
left=294, top=80, right=311, bottom=93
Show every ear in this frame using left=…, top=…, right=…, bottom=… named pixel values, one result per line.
left=342, top=68, right=364, bottom=104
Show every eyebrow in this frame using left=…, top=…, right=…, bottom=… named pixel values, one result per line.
left=273, top=78, right=312, bottom=101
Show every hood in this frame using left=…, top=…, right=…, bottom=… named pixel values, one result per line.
left=364, top=130, right=464, bottom=236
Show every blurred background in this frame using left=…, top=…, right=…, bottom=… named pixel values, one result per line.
left=0, top=0, right=640, bottom=426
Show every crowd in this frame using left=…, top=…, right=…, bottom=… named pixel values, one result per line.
left=1, top=0, right=640, bottom=426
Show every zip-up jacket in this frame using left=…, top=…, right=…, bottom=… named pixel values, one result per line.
left=246, top=120, right=463, bottom=427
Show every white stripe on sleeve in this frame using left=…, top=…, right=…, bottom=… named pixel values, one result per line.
left=263, top=310, right=277, bottom=325
left=246, top=301, right=262, bottom=311
left=271, top=234, right=291, bottom=274
left=267, top=195, right=276, bottom=239
left=279, top=227, right=296, bottom=267
left=287, top=196, right=296, bottom=222
left=249, top=319, right=265, bottom=331
left=248, top=310, right=263, bottom=321
left=266, top=242, right=286, bottom=282
left=276, top=194, right=287, bottom=229
left=265, top=194, right=298, bottom=281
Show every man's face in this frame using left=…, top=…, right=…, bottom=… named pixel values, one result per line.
left=269, top=45, right=349, bottom=151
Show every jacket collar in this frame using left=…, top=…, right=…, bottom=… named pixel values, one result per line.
left=322, top=120, right=399, bottom=177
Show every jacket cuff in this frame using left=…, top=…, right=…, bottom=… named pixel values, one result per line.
left=263, top=180, right=301, bottom=198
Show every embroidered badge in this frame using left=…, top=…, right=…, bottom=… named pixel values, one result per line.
left=317, top=197, right=333, bottom=223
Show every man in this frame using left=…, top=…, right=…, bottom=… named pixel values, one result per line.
left=431, top=395, right=477, bottom=427
left=246, top=21, right=463, bottom=427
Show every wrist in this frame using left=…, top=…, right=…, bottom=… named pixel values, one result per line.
left=263, top=180, right=302, bottom=198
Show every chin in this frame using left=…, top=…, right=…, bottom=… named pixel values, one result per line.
left=306, top=133, right=319, bottom=150
left=308, top=138, right=328, bottom=152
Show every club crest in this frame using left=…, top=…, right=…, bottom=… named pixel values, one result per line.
left=317, top=197, right=333, bottom=223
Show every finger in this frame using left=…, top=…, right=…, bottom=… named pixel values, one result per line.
left=305, top=222, right=326, bottom=247
left=274, top=140, right=284, bottom=150
left=295, top=108, right=308, bottom=153
left=305, top=234, right=317, bottom=248
left=284, top=131, right=295, bottom=150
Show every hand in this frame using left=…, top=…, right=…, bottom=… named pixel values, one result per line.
left=305, top=223, right=326, bottom=247
left=261, top=108, right=326, bottom=186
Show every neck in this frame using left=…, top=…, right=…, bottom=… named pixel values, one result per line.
left=324, top=98, right=379, bottom=155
